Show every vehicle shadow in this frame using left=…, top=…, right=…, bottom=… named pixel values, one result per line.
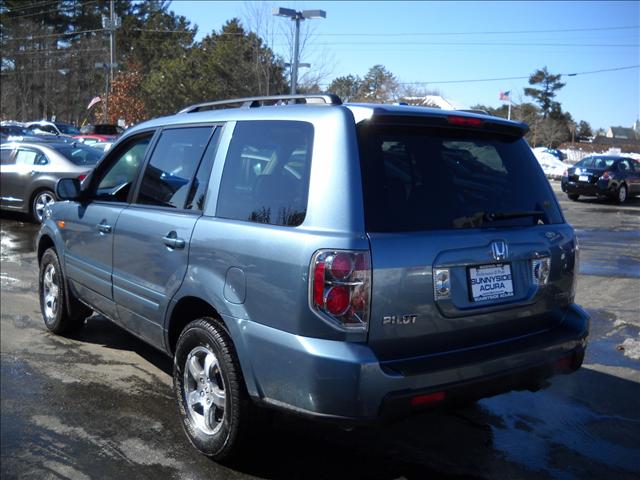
left=68, top=315, right=640, bottom=479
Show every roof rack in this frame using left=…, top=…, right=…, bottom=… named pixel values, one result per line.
left=178, top=94, right=342, bottom=114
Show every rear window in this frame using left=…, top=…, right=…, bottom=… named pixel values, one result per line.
left=56, top=124, right=80, bottom=135
left=357, top=123, right=563, bottom=231
left=57, top=145, right=103, bottom=165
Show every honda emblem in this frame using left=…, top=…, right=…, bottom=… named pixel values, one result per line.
left=491, top=241, right=509, bottom=261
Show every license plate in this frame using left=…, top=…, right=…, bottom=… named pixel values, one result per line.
left=469, top=264, right=514, bottom=302
left=578, top=175, right=589, bottom=182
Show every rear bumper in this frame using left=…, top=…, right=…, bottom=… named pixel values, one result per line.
left=561, top=179, right=613, bottom=196
left=235, top=304, right=589, bottom=422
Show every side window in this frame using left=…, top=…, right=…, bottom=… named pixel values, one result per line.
left=617, top=160, right=631, bottom=172
left=136, top=127, right=213, bottom=209
left=216, top=121, right=314, bottom=227
left=1, top=148, right=15, bottom=165
left=34, top=152, right=48, bottom=165
left=185, top=128, right=221, bottom=211
left=15, top=149, right=39, bottom=166
left=94, top=135, right=152, bottom=202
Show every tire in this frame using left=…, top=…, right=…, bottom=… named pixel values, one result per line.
left=615, top=184, right=628, bottom=204
left=39, top=248, right=91, bottom=334
left=32, top=189, right=56, bottom=223
left=567, top=194, right=579, bottom=201
left=173, top=317, right=250, bottom=461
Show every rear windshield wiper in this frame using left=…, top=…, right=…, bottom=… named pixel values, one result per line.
left=453, top=210, right=545, bottom=228
left=484, top=210, right=545, bottom=222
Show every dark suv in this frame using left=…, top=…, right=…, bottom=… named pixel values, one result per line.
left=36, top=94, right=589, bottom=460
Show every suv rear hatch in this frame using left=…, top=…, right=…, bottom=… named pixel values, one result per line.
left=357, top=114, right=576, bottom=362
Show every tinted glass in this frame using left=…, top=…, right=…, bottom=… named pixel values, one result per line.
left=95, top=136, right=152, bottom=202
left=0, top=148, right=14, bottom=165
left=591, top=157, right=616, bottom=169
left=94, top=125, right=120, bottom=135
left=137, top=127, right=212, bottom=208
left=185, top=128, right=221, bottom=211
left=576, top=157, right=594, bottom=168
left=56, top=145, right=102, bottom=165
left=357, top=124, right=563, bottom=231
left=216, top=121, right=313, bottom=227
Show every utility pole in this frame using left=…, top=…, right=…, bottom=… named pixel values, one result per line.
left=109, top=0, right=115, bottom=86
left=273, top=8, right=326, bottom=95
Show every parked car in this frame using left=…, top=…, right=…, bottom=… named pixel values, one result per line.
left=25, top=121, right=80, bottom=137
left=36, top=94, right=589, bottom=461
left=0, top=141, right=102, bottom=222
left=73, top=134, right=112, bottom=145
left=560, top=155, right=640, bottom=203
left=79, top=123, right=124, bottom=139
left=89, top=141, right=114, bottom=153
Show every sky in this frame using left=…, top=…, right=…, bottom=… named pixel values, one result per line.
left=168, top=1, right=640, bottom=130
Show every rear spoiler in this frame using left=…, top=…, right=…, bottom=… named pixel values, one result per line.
left=365, top=113, right=528, bottom=138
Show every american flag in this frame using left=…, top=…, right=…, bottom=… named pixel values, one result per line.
left=499, top=91, right=510, bottom=101
left=86, top=96, right=102, bottom=110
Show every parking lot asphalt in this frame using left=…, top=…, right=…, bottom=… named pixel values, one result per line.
left=1, top=183, right=639, bottom=480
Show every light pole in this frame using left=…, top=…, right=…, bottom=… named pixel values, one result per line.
left=273, top=7, right=326, bottom=95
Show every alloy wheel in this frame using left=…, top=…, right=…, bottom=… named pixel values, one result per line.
left=42, top=263, right=59, bottom=323
left=34, top=191, right=55, bottom=222
left=183, top=346, right=226, bottom=435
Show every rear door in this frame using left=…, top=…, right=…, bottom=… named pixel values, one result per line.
left=0, top=146, right=18, bottom=208
left=357, top=120, right=574, bottom=360
left=111, top=125, right=220, bottom=348
left=1, top=147, right=47, bottom=209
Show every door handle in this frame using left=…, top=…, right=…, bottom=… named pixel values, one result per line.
left=97, top=222, right=112, bottom=234
left=162, top=232, right=186, bottom=249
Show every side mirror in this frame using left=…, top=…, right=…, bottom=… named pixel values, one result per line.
left=56, top=178, right=82, bottom=200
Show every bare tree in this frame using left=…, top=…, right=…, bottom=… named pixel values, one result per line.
left=242, top=1, right=335, bottom=93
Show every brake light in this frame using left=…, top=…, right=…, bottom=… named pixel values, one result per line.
left=77, top=174, right=87, bottom=182
left=310, top=250, right=371, bottom=331
left=447, top=115, right=484, bottom=127
left=601, top=171, right=611, bottom=180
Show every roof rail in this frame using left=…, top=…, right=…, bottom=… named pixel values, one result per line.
left=178, top=94, right=342, bottom=114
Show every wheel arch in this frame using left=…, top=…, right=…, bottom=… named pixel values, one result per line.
left=165, top=295, right=260, bottom=398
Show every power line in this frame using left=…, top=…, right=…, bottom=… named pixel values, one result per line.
left=305, top=41, right=639, bottom=47
left=5, top=28, right=106, bottom=41
left=311, top=25, right=639, bottom=36
left=3, top=0, right=61, bottom=13
left=318, top=65, right=640, bottom=86
left=5, top=0, right=99, bottom=20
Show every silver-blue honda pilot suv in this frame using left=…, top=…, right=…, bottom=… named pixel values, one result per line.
left=36, top=94, right=589, bottom=460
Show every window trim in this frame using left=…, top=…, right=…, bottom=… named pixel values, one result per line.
left=130, top=122, right=222, bottom=212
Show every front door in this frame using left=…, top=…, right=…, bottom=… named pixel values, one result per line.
left=61, top=132, right=155, bottom=319
left=112, top=125, right=219, bottom=348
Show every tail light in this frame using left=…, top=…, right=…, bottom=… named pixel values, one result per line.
left=310, top=250, right=371, bottom=331
left=601, top=171, right=611, bottom=180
